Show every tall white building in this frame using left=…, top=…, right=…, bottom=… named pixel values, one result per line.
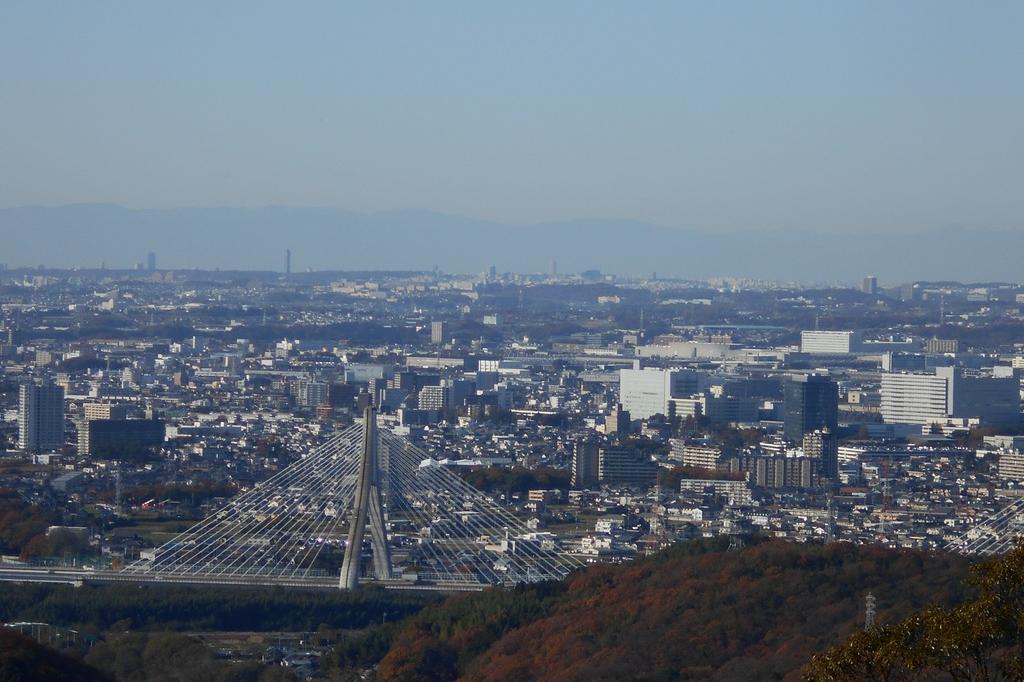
left=18, top=380, right=65, bottom=451
left=881, top=367, right=1020, bottom=426
left=800, top=330, right=862, bottom=354
left=880, top=373, right=948, bottom=425
left=619, top=367, right=705, bottom=419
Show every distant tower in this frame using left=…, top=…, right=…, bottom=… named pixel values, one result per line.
left=285, top=249, right=292, bottom=277
left=865, top=593, right=877, bottom=629
left=861, top=275, right=877, bottom=295
left=550, top=259, right=557, bottom=277
left=147, top=252, right=157, bottom=272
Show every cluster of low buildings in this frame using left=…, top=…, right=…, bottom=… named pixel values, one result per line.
left=2, top=265, right=1024, bottom=570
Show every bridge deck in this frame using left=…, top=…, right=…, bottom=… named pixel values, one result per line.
left=0, top=565, right=485, bottom=593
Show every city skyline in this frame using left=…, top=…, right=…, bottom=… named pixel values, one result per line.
left=4, top=203, right=1024, bottom=283
left=5, top=3, right=1024, bottom=679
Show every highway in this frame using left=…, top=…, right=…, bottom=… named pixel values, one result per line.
left=0, top=564, right=483, bottom=592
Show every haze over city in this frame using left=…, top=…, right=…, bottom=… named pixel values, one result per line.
left=3, top=2, right=1024, bottom=280
left=3, top=4, right=1024, bottom=682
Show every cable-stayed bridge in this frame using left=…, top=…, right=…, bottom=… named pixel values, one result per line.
left=952, top=497, right=1024, bottom=557
left=111, top=408, right=582, bottom=591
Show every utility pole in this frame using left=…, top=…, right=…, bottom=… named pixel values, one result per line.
left=115, top=464, right=123, bottom=511
left=825, top=492, right=835, bottom=544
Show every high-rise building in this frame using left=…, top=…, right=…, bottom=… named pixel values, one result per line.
left=147, top=252, right=157, bottom=271
left=431, top=320, right=448, bottom=345
left=879, top=372, right=947, bottom=425
left=619, top=367, right=706, bottom=420
left=800, top=331, right=862, bottom=354
left=474, top=370, right=499, bottom=391
left=678, top=478, right=751, bottom=505
left=881, top=368, right=1020, bottom=426
left=297, top=380, right=330, bottom=408
left=79, top=419, right=164, bottom=457
left=605, top=403, right=630, bottom=434
left=418, top=384, right=451, bottom=411
left=18, top=380, right=65, bottom=452
left=939, top=366, right=1020, bottom=426
left=998, top=453, right=1024, bottom=481
left=881, top=352, right=928, bottom=373
left=725, top=454, right=820, bottom=489
left=598, top=448, right=658, bottom=487
left=389, top=371, right=440, bottom=393
left=367, top=378, right=384, bottom=407
left=862, top=275, right=877, bottom=295
left=669, top=439, right=721, bottom=470
left=783, top=374, right=838, bottom=441
left=803, top=428, right=838, bottom=479
left=571, top=440, right=600, bottom=488
left=700, top=393, right=760, bottom=425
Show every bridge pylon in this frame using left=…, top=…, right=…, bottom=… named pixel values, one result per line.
left=339, top=407, right=392, bottom=589
left=121, top=408, right=581, bottom=590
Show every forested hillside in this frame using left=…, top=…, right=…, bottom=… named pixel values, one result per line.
left=807, top=543, right=1024, bottom=681
left=369, top=539, right=972, bottom=681
left=0, top=629, right=108, bottom=681
left=0, top=583, right=435, bottom=633
left=0, top=541, right=989, bottom=681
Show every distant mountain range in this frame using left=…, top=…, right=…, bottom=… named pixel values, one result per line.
left=1, top=204, right=1020, bottom=284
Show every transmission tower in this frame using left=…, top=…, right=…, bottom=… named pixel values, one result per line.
left=865, top=592, right=877, bottom=629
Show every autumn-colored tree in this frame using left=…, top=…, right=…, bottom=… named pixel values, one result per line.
left=375, top=539, right=970, bottom=682
left=805, top=544, right=1024, bottom=681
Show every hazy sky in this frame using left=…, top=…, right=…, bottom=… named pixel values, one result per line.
left=2, top=2, right=1022, bottom=232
